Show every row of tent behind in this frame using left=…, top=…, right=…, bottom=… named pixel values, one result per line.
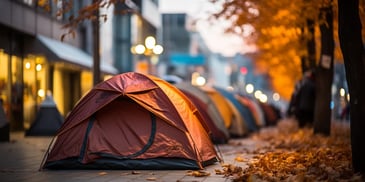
left=174, top=82, right=281, bottom=144
left=25, top=72, right=281, bottom=170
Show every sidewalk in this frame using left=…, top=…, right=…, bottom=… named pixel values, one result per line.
left=0, top=132, right=266, bottom=182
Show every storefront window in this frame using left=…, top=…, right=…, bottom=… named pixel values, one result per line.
left=23, top=55, right=47, bottom=129
left=0, top=50, right=10, bottom=121
left=10, top=55, right=23, bottom=130
left=81, top=71, right=92, bottom=97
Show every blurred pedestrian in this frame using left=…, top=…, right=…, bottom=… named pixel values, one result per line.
left=287, top=69, right=316, bottom=127
left=340, top=103, right=350, bottom=122
left=286, top=79, right=302, bottom=117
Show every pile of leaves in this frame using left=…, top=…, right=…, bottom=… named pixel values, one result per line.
left=217, top=120, right=363, bottom=182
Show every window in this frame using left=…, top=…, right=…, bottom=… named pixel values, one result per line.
left=0, top=50, right=10, bottom=119
left=23, top=55, right=47, bottom=128
left=22, top=0, right=34, bottom=6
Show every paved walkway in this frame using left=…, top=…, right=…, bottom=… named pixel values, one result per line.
left=0, top=132, right=267, bottom=182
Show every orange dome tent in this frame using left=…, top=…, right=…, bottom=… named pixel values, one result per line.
left=41, top=72, right=219, bottom=170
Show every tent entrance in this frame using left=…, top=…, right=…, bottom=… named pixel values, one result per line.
left=87, top=113, right=157, bottom=159
left=78, top=97, right=158, bottom=161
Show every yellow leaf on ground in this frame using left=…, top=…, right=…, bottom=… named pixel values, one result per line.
left=235, top=156, right=246, bottom=162
left=131, top=171, right=141, bottom=175
left=146, top=177, right=157, bottom=181
left=186, top=170, right=211, bottom=177
left=98, top=172, right=107, bottom=176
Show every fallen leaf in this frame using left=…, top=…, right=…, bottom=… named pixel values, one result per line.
left=98, top=172, right=107, bottom=176
left=215, top=169, right=225, bottom=175
left=131, top=171, right=141, bottom=175
left=235, top=156, right=246, bottom=162
left=186, top=170, right=210, bottom=177
left=146, top=177, right=157, bottom=181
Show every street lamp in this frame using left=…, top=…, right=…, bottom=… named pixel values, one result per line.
left=131, top=36, right=163, bottom=75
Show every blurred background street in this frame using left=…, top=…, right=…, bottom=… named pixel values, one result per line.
left=1, top=0, right=365, bottom=180
left=0, top=0, right=356, bottom=135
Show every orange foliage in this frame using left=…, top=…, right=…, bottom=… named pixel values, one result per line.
left=208, top=0, right=329, bottom=100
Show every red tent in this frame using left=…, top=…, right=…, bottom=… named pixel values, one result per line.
left=41, top=72, right=219, bottom=170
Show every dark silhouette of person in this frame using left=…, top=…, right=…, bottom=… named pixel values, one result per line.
left=287, top=70, right=316, bottom=127
left=294, top=70, right=316, bottom=127
left=340, top=103, right=350, bottom=122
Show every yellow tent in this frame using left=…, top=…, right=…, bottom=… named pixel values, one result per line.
left=200, top=86, right=233, bottom=129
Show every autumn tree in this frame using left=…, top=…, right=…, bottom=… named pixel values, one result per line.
left=208, top=0, right=340, bottom=136
left=338, top=0, right=365, bottom=174
left=313, top=4, right=334, bottom=135
left=208, top=0, right=324, bottom=100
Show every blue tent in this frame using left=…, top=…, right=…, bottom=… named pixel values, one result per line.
left=214, top=87, right=258, bottom=132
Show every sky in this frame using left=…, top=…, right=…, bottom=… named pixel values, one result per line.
left=159, top=0, right=256, bottom=56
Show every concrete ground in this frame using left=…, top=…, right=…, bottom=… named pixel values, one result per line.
left=0, top=132, right=267, bottom=182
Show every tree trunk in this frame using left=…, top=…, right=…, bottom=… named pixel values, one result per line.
left=301, top=19, right=317, bottom=73
left=92, top=0, right=101, bottom=86
left=313, top=6, right=334, bottom=136
left=338, top=0, right=365, bottom=174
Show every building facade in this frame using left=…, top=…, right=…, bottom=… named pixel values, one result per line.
left=113, top=0, right=161, bottom=74
left=162, top=13, right=218, bottom=84
left=0, top=0, right=117, bottom=131
left=161, top=13, right=191, bottom=79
